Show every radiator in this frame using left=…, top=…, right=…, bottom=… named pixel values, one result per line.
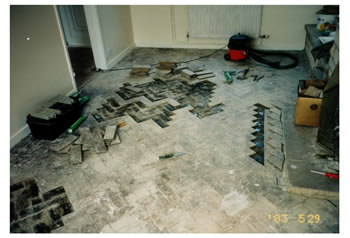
left=188, top=5, right=262, bottom=39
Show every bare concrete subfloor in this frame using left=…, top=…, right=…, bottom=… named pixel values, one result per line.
left=10, top=48, right=339, bottom=233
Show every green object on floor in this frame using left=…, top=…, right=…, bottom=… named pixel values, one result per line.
left=224, top=71, right=236, bottom=84
left=224, top=72, right=233, bottom=84
left=78, top=96, right=89, bottom=105
left=68, top=115, right=87, bottom=133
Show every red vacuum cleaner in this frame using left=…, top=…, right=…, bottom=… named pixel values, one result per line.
left=224, top=33, right=251, bottom=61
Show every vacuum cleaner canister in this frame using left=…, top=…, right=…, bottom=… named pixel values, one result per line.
left=225, top=33, right=251, bottom=61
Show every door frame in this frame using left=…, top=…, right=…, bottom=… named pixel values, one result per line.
left=54, top=5, right=108, bottom=91
left=83, top=6, right=108, bottom=70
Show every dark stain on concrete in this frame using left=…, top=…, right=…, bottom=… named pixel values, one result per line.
left=10, top=178, right=73, bottom=233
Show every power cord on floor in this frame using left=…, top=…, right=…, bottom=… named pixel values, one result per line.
left=176, top=45, right=227, bottom=64
left=106, top=45, right=227, bottom=72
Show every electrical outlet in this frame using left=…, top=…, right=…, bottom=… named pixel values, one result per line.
left=259, top=35, right=270, bottom=39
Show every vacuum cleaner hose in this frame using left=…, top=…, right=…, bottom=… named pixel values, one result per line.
left=250, top=50, right=298, bottom=69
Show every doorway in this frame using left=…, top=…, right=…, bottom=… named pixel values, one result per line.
left=57, top=5, right=97, bottom=88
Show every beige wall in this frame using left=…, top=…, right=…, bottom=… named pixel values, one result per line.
left=97, top=5, right=135, bottom=68
left=131, top=5, right=173, bottom=46
left=131, top=5, right=322, bottom=50
left=10, top=5, right=75, bottom=146
left=259, top=5, right=322, bottom=50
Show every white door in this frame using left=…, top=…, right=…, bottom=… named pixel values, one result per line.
left=58, top=5, right=91, bottom=47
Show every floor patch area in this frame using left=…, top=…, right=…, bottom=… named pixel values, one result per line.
left=10, top=178, right=73, bottom=233
left=250, top=103, right=268, bottom=165
left=93, top=78, right=224, bottom=127
left=249, top=103, right=285, bottom=171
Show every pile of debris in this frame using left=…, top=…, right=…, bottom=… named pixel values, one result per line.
left=49, top=123, right=124, bottom=164
left=295, top=78, right=327, bottom=127
left=298, top=79, right=326, bottom=98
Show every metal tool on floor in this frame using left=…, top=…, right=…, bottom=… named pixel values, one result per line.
left=310, top=170, right=339, bottom=179
left=159, top=152, right=186, bottom=160
left=252, top=75, right=264, bottom=82
left=236, top=68, right=249, bottom=80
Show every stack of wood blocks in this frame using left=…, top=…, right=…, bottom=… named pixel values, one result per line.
left=172, top=64, right=188, bottom=74
left=157, top=62, right=177, bottom=70
left=130, top=65, right=151, bottom=76
left=181, top=68, right=215, bottom=80
left=195, top=70, right=215, bottom=80
left=181, top=69, right=196, bottom=79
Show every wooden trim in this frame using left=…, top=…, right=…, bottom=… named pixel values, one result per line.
left=84, top=6, right=108, bottom=70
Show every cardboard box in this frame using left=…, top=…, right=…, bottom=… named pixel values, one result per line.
left=295, top=80, right=323, bottom=127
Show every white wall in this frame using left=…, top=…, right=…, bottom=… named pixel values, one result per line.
left=10, top=5, right=76, bottom=147
left=97, top=5, right=135, bottom=69
left=131, top=5, right=322, bottom=50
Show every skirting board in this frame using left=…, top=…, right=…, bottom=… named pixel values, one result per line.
left=10, top=88, right=78, bottom=149
left=135, top=42, right=303, bottom=51
left=135, top=41, right=227, bottom=50
left=106, top=43, right=136, bottom=69
left=10, top=125, right=31, bottom=149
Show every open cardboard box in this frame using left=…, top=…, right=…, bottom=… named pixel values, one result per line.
left=295, top=80, right=324, bottom=127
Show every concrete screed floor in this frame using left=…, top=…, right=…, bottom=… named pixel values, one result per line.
left=10, top=48, right=339, bottom=233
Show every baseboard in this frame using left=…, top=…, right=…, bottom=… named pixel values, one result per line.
left=10, top=125, right=31, bottom=149
left=252, top=45, right=304, bottom=51
left=135, top=41, right=227, bottom=49
left=135, top=41, right=302, bottom=51
left=107, top=43, right=136, bottom=69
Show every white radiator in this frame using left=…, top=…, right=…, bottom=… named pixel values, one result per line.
left=188, top=5, right=262, bottom=39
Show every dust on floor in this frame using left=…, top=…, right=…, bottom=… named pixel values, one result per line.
left=10, top=48, right=339, bottom=233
